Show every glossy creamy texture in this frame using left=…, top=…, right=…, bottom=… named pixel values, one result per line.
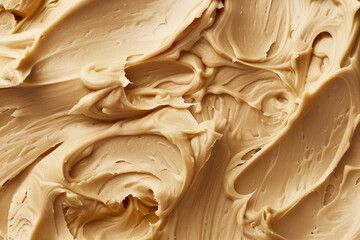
left=1, top=0, right=360, bottom=239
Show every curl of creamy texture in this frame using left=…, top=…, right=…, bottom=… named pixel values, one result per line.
left=1, top=0, right=360, bottom=239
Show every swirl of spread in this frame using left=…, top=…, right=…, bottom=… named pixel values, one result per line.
left=2, top=0, right=360, bottom=239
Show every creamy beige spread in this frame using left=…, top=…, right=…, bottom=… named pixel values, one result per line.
left=1, top=0, right=360, bottom=239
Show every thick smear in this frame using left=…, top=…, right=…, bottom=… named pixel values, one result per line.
left=1, top=0, right=360, bottom=239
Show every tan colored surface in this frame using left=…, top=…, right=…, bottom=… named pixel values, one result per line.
left=1, top=0, right=360, bottom=239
